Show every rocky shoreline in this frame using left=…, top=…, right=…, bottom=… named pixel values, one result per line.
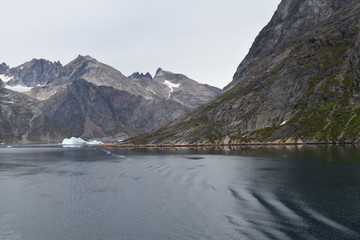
left=97, top=141, right=359, bottom=149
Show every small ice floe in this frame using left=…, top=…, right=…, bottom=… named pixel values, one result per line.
left=61, top=137, right=104, bottom=145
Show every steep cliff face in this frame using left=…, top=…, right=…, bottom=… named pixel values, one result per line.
left=0, top=88, right=40, bottom=142
left=131, top=0, right=360, bottom=144
left=226, top=0, right=359, bottom=90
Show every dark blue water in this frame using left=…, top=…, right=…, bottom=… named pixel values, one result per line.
left=0, top=145, right=360, bottom=240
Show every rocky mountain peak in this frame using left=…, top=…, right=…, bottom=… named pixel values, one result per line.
left=154, top=68, right=186, bottom=83
left=129, top=72, right=153, bottom=80
left=64, top=55, right=99, bottom=69
left=6, top=58, right=63, bottom=87
left=74, top=55, right=98, bottom=63
left=155, top=68, right=165, bottom=77
left=19, top=58, right=63, bottom=72
left=0, top=62, right=9, bottom=74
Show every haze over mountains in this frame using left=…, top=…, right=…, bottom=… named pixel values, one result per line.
left=0, top=56, right=220, bottom=143
left=132, top=0, right=360, bottom=144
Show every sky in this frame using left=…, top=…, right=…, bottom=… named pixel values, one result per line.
left=0, top=0, right=281, bottom=88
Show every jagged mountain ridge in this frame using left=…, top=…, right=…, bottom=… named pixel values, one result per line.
left=130, top=0, right=360, bottom=144
left=0, top=55, right=220, bottom=143
left=128, top=72, right=153, bottom=80
left=7, top=59, right=62, bottom=87
left=0, top=63, right=9, bottom=74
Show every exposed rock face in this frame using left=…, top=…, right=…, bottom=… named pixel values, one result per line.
left=6, top=59, right=62, bottom=87
left=226, top=0, right=359, bottom=90
left=0, top=88, right=40, bottom=142
left=0, top=63, right=9, bottom=74
left=131, top=0, right=360, bottom=144
left=0, top=56, right=220, bottom=143
left=153, top=68, right=221, bottom=108
left=49, top=55, right=144, bottom=95
left=129, top=72, right=153, bottom=80
left=27, top=79, right=190, bottom=142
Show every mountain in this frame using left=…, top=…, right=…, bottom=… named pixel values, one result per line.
left=129, top=0, right=360, bottom=145
left=0, top=88, right=40, bottom=142
left=27, top=79, right=189, bottom=142
left=48, top=55, right=144, bottom=95
left=128, top=72, right=153, bottom=80
left=7, top=59, right=62, bottom=87
left=0, top=63, right=9, bottom=74
left=152, top=68, right=222, bottom=108
left=27, top=55, right=147, bottom=100
left=0, top=56, right=220, bottom=143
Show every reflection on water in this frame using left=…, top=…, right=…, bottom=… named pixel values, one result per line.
left=0, top=145, right=359, bottom=240
left=111, top=144, right=360, bottom=162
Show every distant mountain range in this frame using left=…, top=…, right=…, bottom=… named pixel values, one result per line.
left=130, top=0, right=360, bottom=145
left=0, top=55, right=220, bottom=143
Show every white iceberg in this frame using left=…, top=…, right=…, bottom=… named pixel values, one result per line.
left=62, top=137, right=87, bottom=145
left=61, top=137, right=104, bottom=145
left=86, top=140, right=104, bottom=145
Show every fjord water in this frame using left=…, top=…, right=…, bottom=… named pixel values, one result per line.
left=0, top=145, right=360, bottom=240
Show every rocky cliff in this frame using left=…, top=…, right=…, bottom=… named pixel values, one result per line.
left=0, top=63, right=9, bottom=74
left=7, top=59, right=62, bottom=87
left=130, top=0, right=360, bottom=144
left=0, top=88, right=40, bottom=142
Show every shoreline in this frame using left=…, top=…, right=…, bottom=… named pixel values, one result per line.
left=96, top=142, right=359, bottom=149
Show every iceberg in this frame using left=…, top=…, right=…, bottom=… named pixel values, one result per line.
left=61, top=137, right=104, bottom=145
left=62, top=137, right=87, bottom=145
left=86, top=140, right=104, bottom=145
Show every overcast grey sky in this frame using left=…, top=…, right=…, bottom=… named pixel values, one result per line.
left=1, top=0, right=281, bottom=88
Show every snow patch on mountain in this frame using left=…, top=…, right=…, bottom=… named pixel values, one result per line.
left=0, top=74, right=13, bottom=83
left=280, top=120, right=288, bottom=126
left=5, top=85, right=33, bottom=92
left=163, top=80, right=180, bottom=92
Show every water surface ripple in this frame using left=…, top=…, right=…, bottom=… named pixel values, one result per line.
left=0, top=145, right=359, bottom=239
